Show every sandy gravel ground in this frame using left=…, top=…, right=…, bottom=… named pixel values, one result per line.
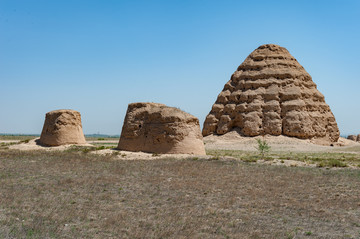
left=8, top=138, right=93, bottom=151
left=7, top=138, right=209, bottom=160
left=92, top=148, right=209, bottom=160
left=204, top=131, right=358, bottom=153
left=4, top=135, right=359, bottom=164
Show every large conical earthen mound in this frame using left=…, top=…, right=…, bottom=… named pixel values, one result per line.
left=203, top=44, right=339, bottom=144
left=39, top=109, right=86, bottom=146
left=118, top=102, right=206, bottom=155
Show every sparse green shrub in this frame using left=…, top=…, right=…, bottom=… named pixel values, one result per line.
left=81, top=147, right=93, bottom=153
left=286, top=232, right=295, bottom=239
left=256, top=138, right=271, bottom=159
left=0, top=141, right=22, bottom=147
left=243, top=157, right=257, bottom=163
left=327, top=159, right=347, bottom=167
left=317, top=159, right=347, bottom=168
left=67, top=145, right=103, bottom=153
left=97, top=138, right=105, bottom=141
left=210, top=156, right=220, bottom=160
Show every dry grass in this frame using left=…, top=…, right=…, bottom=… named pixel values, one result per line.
left=0, top=135, right=119, bottom=142
left=207, top=149, right=360, bottom=168
left=84, top=137, right=119, bottom=141
left=1, top=150, right=360, bottom=238
left=0, top=135, right=37, bottom=141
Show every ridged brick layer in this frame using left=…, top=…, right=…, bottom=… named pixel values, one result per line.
left=203, top=44, right=339, bottom=144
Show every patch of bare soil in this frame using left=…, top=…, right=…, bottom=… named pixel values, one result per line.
left=204, top=132, right=358, bottom=153
left=4, top=135, right=360, bottom=168
left=92, top=148, right=210, bottom=160
left=8, top=138, right=93, bottom=151
left=6, top=139, right=209, bottom=160
left=0, top=150, right=359, bottom=238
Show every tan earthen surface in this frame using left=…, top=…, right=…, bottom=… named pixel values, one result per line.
left=118, top=103, right=206, bottom=155
left=39, top=109, right=86, bottom=146
left=348, top=135, right=357, bottom=141
left=203, top=44, right=339, bottom=145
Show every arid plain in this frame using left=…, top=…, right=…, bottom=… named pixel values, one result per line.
left=1, top=134, right=360, bottom=238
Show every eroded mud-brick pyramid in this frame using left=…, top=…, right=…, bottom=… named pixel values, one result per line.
left=118, top=102, right=206, bottom=155
left=203, top=44, right=339, bottom=143
left=39, top=109, right=86, bottom=146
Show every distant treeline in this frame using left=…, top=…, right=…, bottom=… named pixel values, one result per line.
left=85, top=134, right=120, bottom=138
left=0, top=133, right=40, bottom=136
left=0, top=133, right=120, bottom=138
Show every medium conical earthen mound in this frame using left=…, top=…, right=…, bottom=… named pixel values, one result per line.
left=203, top=44, right=339, bottom=144
left=118, top=102, right=206, bottom=155
left=39, top=109, right=86, bottom=146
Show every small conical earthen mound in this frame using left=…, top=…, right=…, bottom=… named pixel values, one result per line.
left=118, top=102, right=206, bottom=155
left=203, top=44, right=339, bottom=144
left=39, top=109, right=86, bottom=146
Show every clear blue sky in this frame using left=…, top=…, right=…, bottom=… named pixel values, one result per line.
left=1, top=0, right=359, bottom=135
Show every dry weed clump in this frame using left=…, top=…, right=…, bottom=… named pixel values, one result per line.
left=0, top=150, right=360, bottom=238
